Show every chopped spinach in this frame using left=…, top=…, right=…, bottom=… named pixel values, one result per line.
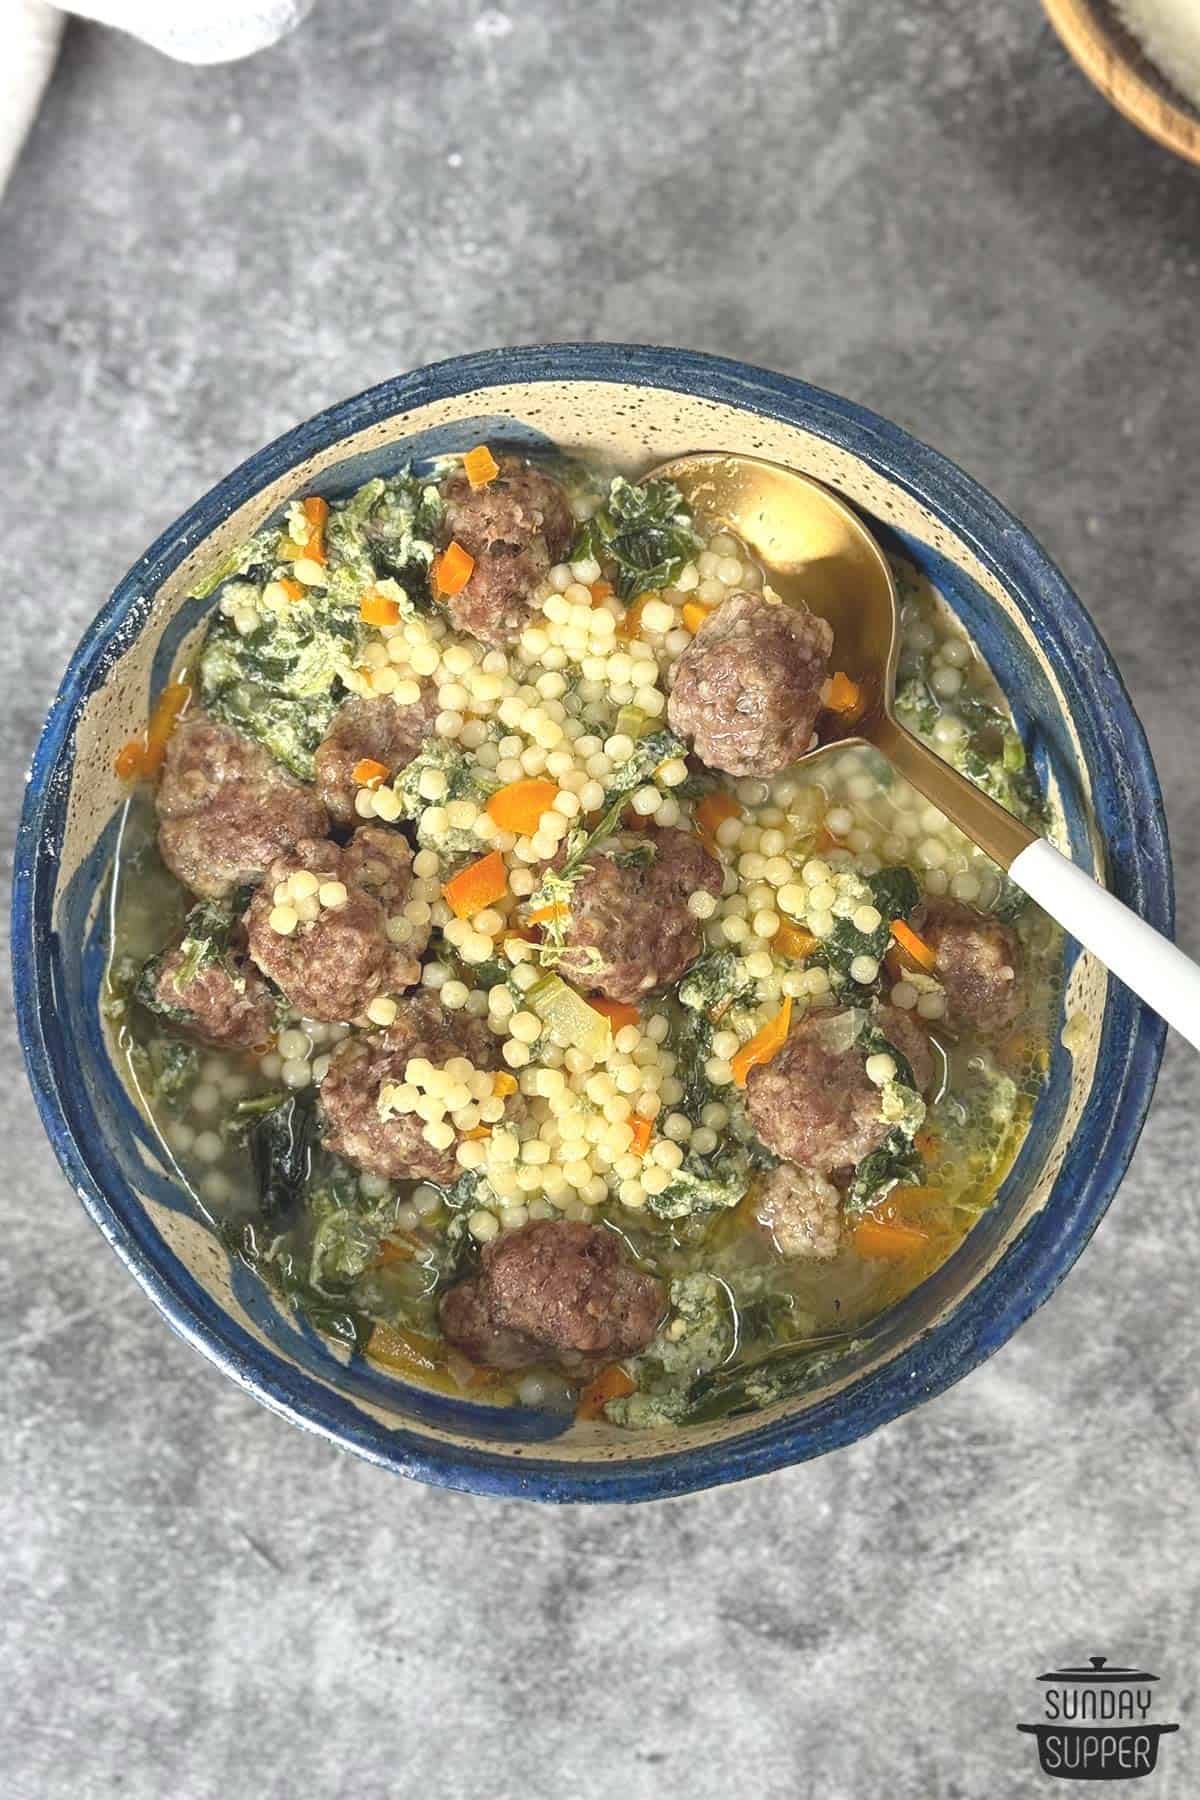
left=813, top=865, right=919, bottom=978
left=678, top=949, right=755, bottom=1024
left=153, top=1040, right=199, bottom=1113
left=683, top=1331, right=860, bottom=1422
left=644, top=1147, right=753, bottom=1222
left=571, top=477, right=702, bottom=602
left=324, top=470, right=445, bottom=610
left=604, top=1274, right=736, bottom=1428
left=248, top=1091, right=321, bottom=1226
left=845, top=1128, right=924, bottom=1213
left=189, top=530, right=278, bottom=601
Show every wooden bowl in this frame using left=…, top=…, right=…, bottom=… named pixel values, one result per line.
left=1043, top=0, right=1200, bottom=166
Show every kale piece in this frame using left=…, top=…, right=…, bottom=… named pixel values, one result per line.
left=571, top=477, right=702, bottom=601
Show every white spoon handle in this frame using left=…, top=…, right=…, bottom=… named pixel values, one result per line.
left=1009, top=839, right=1196, bottom=1049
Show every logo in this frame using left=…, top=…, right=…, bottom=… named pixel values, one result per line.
left=1017, top=1656, right=1179, bottom=1781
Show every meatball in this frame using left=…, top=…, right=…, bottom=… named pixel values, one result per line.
left=439, top=454, right=574, bottom=647
left=313, top=693, right=438, bottom=826
left=875, top=1004, right=936, bottom=1094
left=667, top=591, right=833, bottom=778
left=920, top=899, right=1023, bottom=1031
left=244, top=831, right=421, bottom=1023
left=319, top=991, right=501, bottom=1182
left=157, top=713, right=329, bottom=901
left=439, top=1221, right=664, bottom=1372
left=151, top=943, right=275, bottom=1050
left=745, top=1005, right=933, bottom=1174
left=756, top=1162, right=843, bottom=1262
left=552, top=826, right=722, bottom=1002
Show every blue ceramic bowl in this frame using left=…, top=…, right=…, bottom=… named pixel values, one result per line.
left=12, top=345, right=1170, bottom=1502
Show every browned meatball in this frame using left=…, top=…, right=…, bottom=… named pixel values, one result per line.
left=755, top=1162, right=843, bottom=1261
left=745, top=1005, right=933, bottom=1174
left=244, top=832, right=421, bottom=1023
left=151, top=944, right=276, bottom=1050
left=313, top=693, right=438, bottom=826
left=319, top=991, right=502, bottom=1182
left=875, top=1004, right=936, bottom=1093
left=667, top=591, right=833, bottom=778
left=157, top=713, right=329, bottom=901
left=439, top=1221, right=664, bottom=1372
left=439, top=455, right=574, bottom=646
left=920, top=899, right=1023, bottom=1031
left=552, top=826, right=722, bottom=1002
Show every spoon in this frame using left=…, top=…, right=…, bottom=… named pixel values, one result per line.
left=647, top=451, right=1200, bottom=1049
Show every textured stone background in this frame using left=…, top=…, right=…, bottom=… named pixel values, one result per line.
left=2, top=3, right=1198, bottom=1796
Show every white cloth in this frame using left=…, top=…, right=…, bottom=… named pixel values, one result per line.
left=1, top=0, right=315, bottom=196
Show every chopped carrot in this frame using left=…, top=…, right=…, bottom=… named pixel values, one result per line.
left=352, top=758, right=390, bottom=788
left=774, top=920, right=818, bottom=961
left=891, top=918, right=937, bottom=972
left=463, top=444, right=500, bottom=488
left=629, top=1117, right=653, bottom=1155
left=731, top=997, right=793, bottom=1088
left=462, top=1126, right=492, bottom=1142
left=589, top=997, right=640, bottom=1032
left=360, top=590, right=401, bottom=627
left=682, top=600, right=713, bottom=634
left=368, top=1323, right=441, bottom=1373
left=375, top=1236, right=415, bottom=1267
left=616, top=594, right=651, bottom=640
left=433, top=540, right=475, bottom=597
left=826, top=670, right=864, bottom=717
left=301, top=495, right=329, bottom=564
left=140, top=680, right=193, bottom=778
left=486, top=777, right=561, bottom=834
left=589, top=579, right=614, bottom=606
left=527, top=903, right=568, bottom=925
left=492, top=1072, right=519, bottom=1098
left=443, top=849, right=508, bottom=919
left=696, top=790, right=741, bottom=852
left=114, top=737, right=147, bottom=780
left=576, top=1363, right=636, bottom=1421
left=851, top=1216, right=930, bottom=1261
left=277, top=577, right=305, bottom=604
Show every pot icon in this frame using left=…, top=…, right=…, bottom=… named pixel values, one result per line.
left=1017, top=1656, right=1179, bottom=1781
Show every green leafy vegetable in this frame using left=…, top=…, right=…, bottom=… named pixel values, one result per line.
left=683, top=1331, right=860, bottom=1422
left=845, top=1128, right=924, bottom=1212
left=189, top=530, right=277, bottom=601
left=643, top=1148, right=754, bottom=1222
left=571, top=477, right=702, bottom=601
left=604, top=1274, right=736, bottom=1427
left=248, top=1092, right=321, bottom=1226
left=813, top=866, right=919, bottom=978
left=136, top=893, right=251, bottom=1024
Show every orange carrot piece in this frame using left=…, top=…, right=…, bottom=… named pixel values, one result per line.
left=731, top=997, right=793, bottom=1088
left=140, top=680, right=193, bottom=778
left=891, top=918, right=937, bottom=972
left=486, top=777, right=561, bottom=834
left=576, top=1363, right=636, bottom=1420
left=826, top=670, right=863, bottom=716
left=616, top=594, right=651, bottom=640
left=368, top=1323, right=441, bottom=1373
left=301, top=495, right=329, bottom=564
left=360, top=590, right=401, bottom=627
left=527, top=903, right=568, bottom=925
left=492, top=1072, right=519, bottom=1098
left=589, top=997, right=639, bottom=1032
left=589, top=579, right=614, bottom=606
left=462, top=1125, right=492, bottom=1142
left=696, top=789, right=741, bottom=852
left=682, top=600, right=713, bottom=634
left=851, top=1216, right=930, bottom=1261
left=629, top=1117, right=653, bottom=1155
left=774, top=920, right=818, bottom=961
left=443, top=849, right=508, bottom=919
left=375, top=1236, right=415, bottom=1267
left=433, top=540, right=475, bottom=597
left=352, top=758, right=390, bottom=788
left=463, top=445, right=500, bottom=488
left=114, top=737, right=146, bottom=780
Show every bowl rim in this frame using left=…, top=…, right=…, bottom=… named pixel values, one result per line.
left=12, top=343, right=1171, bottom=1503
left=1042, top=0, right=1200, bottom=168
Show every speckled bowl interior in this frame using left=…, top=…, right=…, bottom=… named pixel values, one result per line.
left=12, top=346, right=1170, bottom=1502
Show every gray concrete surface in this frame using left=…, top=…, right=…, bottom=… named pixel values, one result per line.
left=2, top=3, right=1198, bottom=1796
